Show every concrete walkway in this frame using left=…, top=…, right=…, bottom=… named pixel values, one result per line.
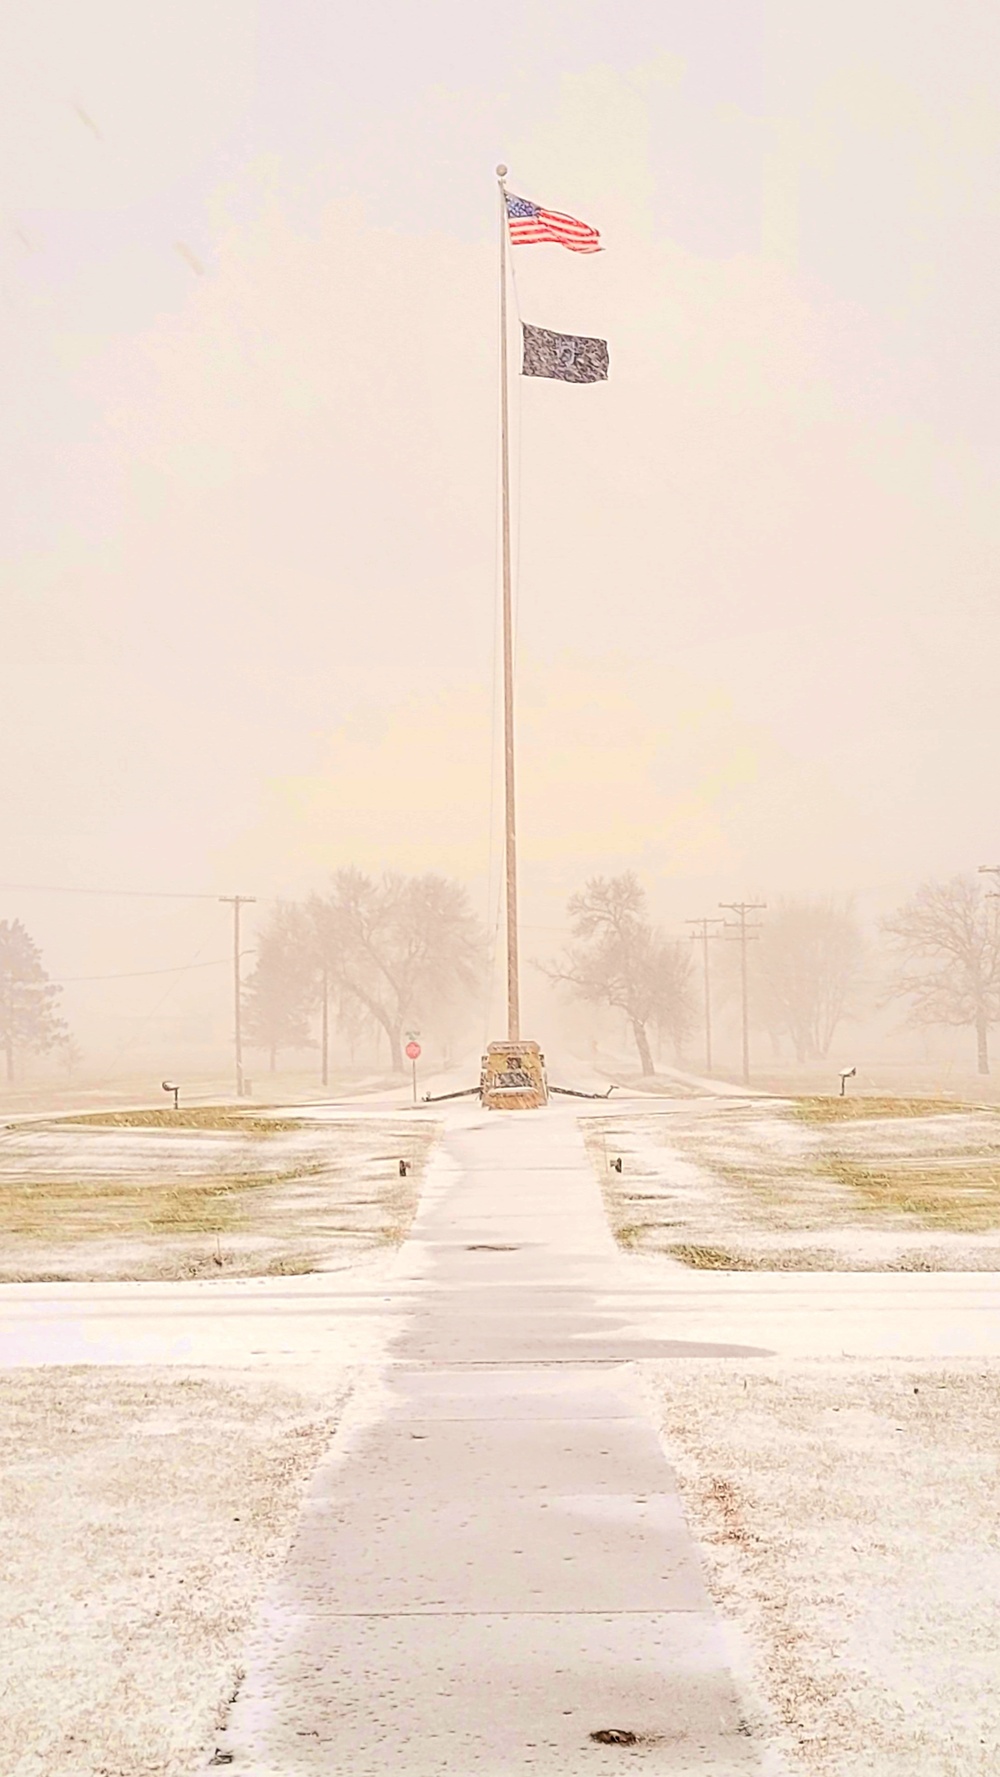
left=209, top=1107, right=761, bottom=1774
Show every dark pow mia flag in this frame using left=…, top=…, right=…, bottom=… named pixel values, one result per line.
left=521, top=322, right=608, bottom=383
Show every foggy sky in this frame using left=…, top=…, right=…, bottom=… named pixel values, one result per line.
left=3, top=2, right=1000, bottom=1047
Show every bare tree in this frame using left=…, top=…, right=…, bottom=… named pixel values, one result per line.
left=752, top=897, right=865, bottom=1062
left=544, top=873, right=694, bottom=1076
left=242, top=902, right=317, bottom=1071
left=311, top=869, right=484, bottom=1072
left=0, top=920, right=68, bottom=1082
left=881, top=875, right=1000, bottom=1074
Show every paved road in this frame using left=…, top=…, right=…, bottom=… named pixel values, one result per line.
left=2, top=1253, right=998, bottom=1372
left=208, top=1104, right=760, bottom=1774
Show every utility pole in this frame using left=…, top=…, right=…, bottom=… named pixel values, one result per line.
left=978, top=864, right=1000, bottom=933
left=719, top=900, right=766, bottom=1086
left=219, top=895, right=256, bottom=1097
left=320, top=959, right=329, bottom=1089
left=685, top=916, right=724, bottom=1075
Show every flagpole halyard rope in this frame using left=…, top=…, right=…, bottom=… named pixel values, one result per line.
left=497, top=163, right=521, bottom=1043
left=508, top=234, right=525, bottom=666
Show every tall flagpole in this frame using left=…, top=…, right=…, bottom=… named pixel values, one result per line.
left=496, top=163, right=520, bottom=1041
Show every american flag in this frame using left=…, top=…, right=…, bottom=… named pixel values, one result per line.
left=504, top=191, right=601, bottom=253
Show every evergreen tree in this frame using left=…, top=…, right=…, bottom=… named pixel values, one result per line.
left=0, top=920, right=68, bottom=1082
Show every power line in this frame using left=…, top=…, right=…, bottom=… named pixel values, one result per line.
left=85, top=951, right=206, bottom=1090
left=53, top=952, right=254, bottom=984
left=0, top=882, right=223, bottom=901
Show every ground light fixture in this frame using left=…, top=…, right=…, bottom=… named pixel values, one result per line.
left=839, top=1066, right=857, bottom=1097
left=161, top=1080, right=180, bottom=1110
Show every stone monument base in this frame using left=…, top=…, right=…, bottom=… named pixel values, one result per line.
left=480, top=1039, right=548, bottom=1110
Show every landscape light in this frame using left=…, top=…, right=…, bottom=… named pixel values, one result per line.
left=839, top=1066, right=857, bottom=1098
left=161, top=1080, right=180, bottom=1111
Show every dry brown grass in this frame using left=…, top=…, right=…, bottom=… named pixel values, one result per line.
left=827, top=1156, right=1000, bottom=1231
left=0, top=1169, right=289, bottom=1241
left=662, top=1243, right=946, bottom=1272
left=57, top=1106, right=301, bottom=1133
left=667, top=1243, right=758, bottom=1270
left=788, top=1096, right=985, bottom=1124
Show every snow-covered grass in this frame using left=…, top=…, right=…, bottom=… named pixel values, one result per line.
left=586, top=1099, right=1000, bottom=1269
left=642, top=1359, right=1000, bottom=1776
left=0, top=1364, right=353, bottom=1777
left=0, top=1112, right=438, bottom=1282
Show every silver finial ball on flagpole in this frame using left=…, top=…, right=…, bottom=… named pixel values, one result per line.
left=496, top=163, right=507, bottom=178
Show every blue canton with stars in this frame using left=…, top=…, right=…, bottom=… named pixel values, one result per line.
left=505, top=193, right=538, bottom=218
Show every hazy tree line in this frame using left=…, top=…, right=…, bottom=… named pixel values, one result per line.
left=242, top=869, right=484, bottom=1072
left=548, top=871, right=1000, bottom=1078
left=244, top=868, right=699, bottom=1077
left=4, top=870, right=1000, bottom=1083
left=244, top=867, right=1000, bottom=1082
left=711, top=875, right=1000, bottom=1078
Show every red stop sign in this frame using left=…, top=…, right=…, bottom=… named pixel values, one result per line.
left=405, top=1041, right=421, bottom=1061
